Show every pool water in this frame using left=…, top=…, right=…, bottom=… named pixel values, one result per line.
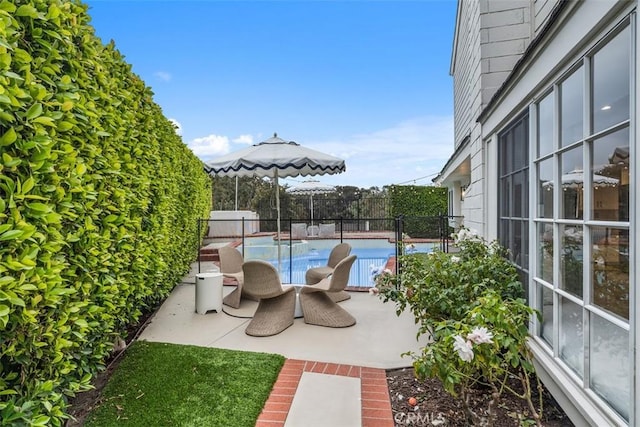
left=273, top=245, right=433, bottom=287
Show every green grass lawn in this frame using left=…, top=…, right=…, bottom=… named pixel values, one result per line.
left=85, top=341, right=285, bottom=427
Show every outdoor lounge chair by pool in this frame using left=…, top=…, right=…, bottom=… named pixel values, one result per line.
left=318, top=223, right=335, bottom=237
left=219, top=246, right=247, bottom=309
left=241, top=260, right=296, bottom=336
left=291, top=223, right=308, bottom=239
left=300, top=255, right=357, bottom=328
left=305, top=242, right=352, bottom=302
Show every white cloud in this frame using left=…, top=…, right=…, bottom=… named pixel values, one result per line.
left=302, top=115, right=454, bottom=188
left=186, top=117, right=454, bottom=188
left=168, top=118, right=182, bottom=135
left=187, top=134, right=230, bottom=157
left=232, top=134, right=254, bottom=145
left=153, top=71, right=172, bottom=82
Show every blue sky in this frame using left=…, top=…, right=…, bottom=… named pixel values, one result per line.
left=86, top=0, right=457, bottom=189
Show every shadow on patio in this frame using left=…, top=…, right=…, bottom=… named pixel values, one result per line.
left=138, top=262, right=428, bottom=369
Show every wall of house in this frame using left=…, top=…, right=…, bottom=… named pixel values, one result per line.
left=479, top=0, right=533, bottom=106
left=452, top=0, right=482, bottom=148
left=477, top=1, right=636, bottom=424
left=451, top=0, right=541, bottom=235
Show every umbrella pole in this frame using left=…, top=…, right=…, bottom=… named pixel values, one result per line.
left=310, top=195, right=314, bottom=228
left=275, top=170, right=281, bottom=274
left=235, top=176, right=238, bottom=211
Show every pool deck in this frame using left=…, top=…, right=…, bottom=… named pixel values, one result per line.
left=140, top=261, right=429, bottom=426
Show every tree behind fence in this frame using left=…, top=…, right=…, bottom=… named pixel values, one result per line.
left=255, top=197, right=391, bottom=232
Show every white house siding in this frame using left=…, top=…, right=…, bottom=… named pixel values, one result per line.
left=452, top=0, right=482, bottom=148
left=479, top=0, right=532, bottom=105
left=477, top=1, right=637, bottom=425
left=444, top=0, right=538, bottom=234
left=441, top=0, right=639, bottom=425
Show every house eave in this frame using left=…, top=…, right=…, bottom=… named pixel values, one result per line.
left=432, top=134, right=470, bottom=184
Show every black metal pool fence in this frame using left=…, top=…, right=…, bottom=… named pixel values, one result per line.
left=197, top=215, right=462, bottom=286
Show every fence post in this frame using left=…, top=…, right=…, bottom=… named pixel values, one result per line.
left=395, top=215, right=404, bottom=289
left=197, top=219, right=201, bottom=274
left=240, top=220, right=245, bottom=258
left=357, top=196, right=361, bottom=231
left=288, top=218, right=293, bottom=284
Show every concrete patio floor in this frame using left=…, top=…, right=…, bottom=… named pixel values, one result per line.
left=137, top=261, right=428, bottom=426
left=139, top=262, right=427, bottom=369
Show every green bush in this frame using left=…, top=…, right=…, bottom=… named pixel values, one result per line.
left=379, top=230, right=523, bottom=337
left=0, top=1, right=211, bottom=425
left=379, top=230, right=543, bottom=425
left=413, top=291, right=542, bottom=425
left=389, top=185, right=447, bottom=238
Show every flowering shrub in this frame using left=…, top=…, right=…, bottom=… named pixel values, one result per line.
left=380, top=228, right=543, bottom=426
left=412, top=291, right=542, bottom=425
left=378, top=229, right=523, bottom=337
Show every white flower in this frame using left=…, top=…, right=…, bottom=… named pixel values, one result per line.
left=467, top=327, right=494, bottom=345
left=450, top=255, right=460, bottom=263
left=453, top=335, right=474, bottom=362
left=368, top=287, right=379, bottom=295
left=454, top=227, right=481, bottom=244
left=383, top=268, right=392, bottom=274
left=487, top=241, right=500, bottom=255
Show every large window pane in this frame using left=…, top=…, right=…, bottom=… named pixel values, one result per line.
left=560, top=147, right=584, bottom=220
left=511, top=220, right=524, bottom=265
left=538, top=93, right=554, bottom=157
left=522, top=221, right=529, bottom=267
left=592, top=128, right=629, bottom=221
left=501, top=176, right=511, bottom=216
left=513, top=171, right=524, bottom=217
left=538, top=223, right=553, bottom=284
left=560, top=296, right=583, bottom=378
left=538, top=159, right=554, bottom=217
left=499, top=219, right=510, bottom=250
left=560, top=225, right=583, bottom=298
left=560, top=67, right=584, bottom=147
left=593, top=27, right=630, bottom=133
left=514, top=118, right=528, bottom=168
left=501, top=129, right=513, bottom=174
left=539, top=284, right=553, bottom=346
left=592, top=227, right=629, bottom=319
left=589, top=315, right=629, bottom=421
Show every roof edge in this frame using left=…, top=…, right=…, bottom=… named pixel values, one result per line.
left=432, top=134, right=470, bottom=184
left=449, top=0, right=464, bottom=76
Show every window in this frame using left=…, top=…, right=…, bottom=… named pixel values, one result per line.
left=498, top=113, right=529, bottom=291
left=531, top=21, right=631, bottom=421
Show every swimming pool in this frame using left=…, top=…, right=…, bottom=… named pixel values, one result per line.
left=240, top=238, right=436, bottom=287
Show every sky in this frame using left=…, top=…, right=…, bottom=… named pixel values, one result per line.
left=85, top=0, right=457, bottom=189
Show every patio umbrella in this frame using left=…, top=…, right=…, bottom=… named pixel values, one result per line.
left=286, top=179, right=336, bottom=227
left=542, top=170, right=619, bottom=189
left=205, top=133, right=345, bottom=271
left=542, top=170, right=619, bottom=218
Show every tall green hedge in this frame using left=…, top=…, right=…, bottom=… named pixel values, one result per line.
left=389, top=185, right=448, bottom=238
left=0, top=1, right=212, bottom=425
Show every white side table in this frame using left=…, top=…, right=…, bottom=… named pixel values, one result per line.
left=195, top=272, right=223, bottom=314
left=292, top=284, right=305, bottom=318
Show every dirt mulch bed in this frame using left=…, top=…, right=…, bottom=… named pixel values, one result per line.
left=386, top=366, right=573, bottom=426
